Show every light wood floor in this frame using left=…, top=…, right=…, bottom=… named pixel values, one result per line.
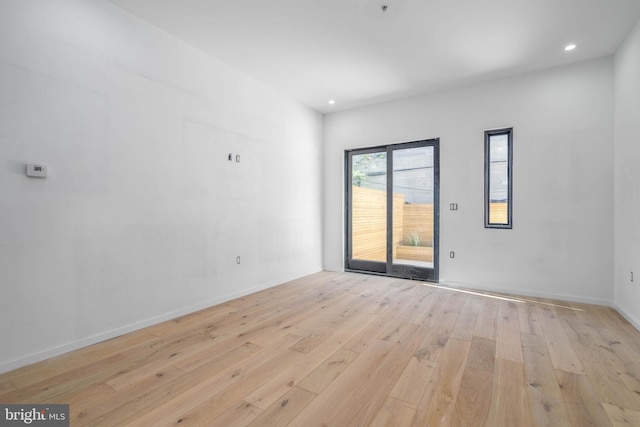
left=2, top=271, right=640, bottom=426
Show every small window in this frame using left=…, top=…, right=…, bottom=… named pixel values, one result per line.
left=484, top=128, right=513, bottom=228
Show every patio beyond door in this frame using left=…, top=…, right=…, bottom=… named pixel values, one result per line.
left=346, top=139, right=439, bottom=281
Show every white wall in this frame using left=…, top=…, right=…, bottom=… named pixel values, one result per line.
left=614, top=20, right=640, bottom=329
left=0, top=0, right=323, bottom=373
left=324, top=58, right=614, bottom=305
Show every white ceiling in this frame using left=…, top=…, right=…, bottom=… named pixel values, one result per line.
left=108, top=0, right=640, bottom=114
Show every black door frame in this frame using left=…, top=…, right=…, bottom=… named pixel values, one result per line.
left=345, top=138, right=440, bottom=282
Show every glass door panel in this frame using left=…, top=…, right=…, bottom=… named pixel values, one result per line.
left=351, top=151, right=387, bottom=263
left=392, top=146, right=434, bottom=269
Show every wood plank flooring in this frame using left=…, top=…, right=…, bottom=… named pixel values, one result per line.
left=1, top=271, right=640, bottom=426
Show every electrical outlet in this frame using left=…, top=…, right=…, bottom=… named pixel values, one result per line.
left=449, top=203, right=458, bottom=211
left=236, top=256, right=241, bottom=264
left=450, top=251, right=455, bottom=258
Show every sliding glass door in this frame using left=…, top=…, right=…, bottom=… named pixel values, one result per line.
left=346, top=139, right=439, bottom=281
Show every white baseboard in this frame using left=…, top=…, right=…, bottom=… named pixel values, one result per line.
left=0, top=274, right=306, bottom=375
left=2, top=270, right=633, bottom=374
left=613, top=304, right=640, bottom=332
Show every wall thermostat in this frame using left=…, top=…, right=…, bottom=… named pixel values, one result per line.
left=26, top=164, right=48, bottom=178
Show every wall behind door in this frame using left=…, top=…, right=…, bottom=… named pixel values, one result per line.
left=324, top=58, right=614, bottom=305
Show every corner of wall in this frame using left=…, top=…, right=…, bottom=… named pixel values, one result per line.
left=613, top=18, right=640, bottom=331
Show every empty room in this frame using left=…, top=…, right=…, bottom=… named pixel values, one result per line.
left=1, top=0, right=640, bottom=425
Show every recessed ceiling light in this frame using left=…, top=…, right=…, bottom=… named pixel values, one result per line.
left=328, top=99, right=335, bottom=105
left=565, top=44, right=577, bottom=51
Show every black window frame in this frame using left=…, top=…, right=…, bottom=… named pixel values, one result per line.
left=484, top=127, right=513, bottom=229
left=345, top=139, right=440, bottom=282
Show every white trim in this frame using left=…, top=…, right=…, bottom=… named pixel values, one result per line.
left=0, top=276, right=297, bottom=374
left=2, top=271, right=632, bottom=374
left=614, top=304, right=640, bottom=332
